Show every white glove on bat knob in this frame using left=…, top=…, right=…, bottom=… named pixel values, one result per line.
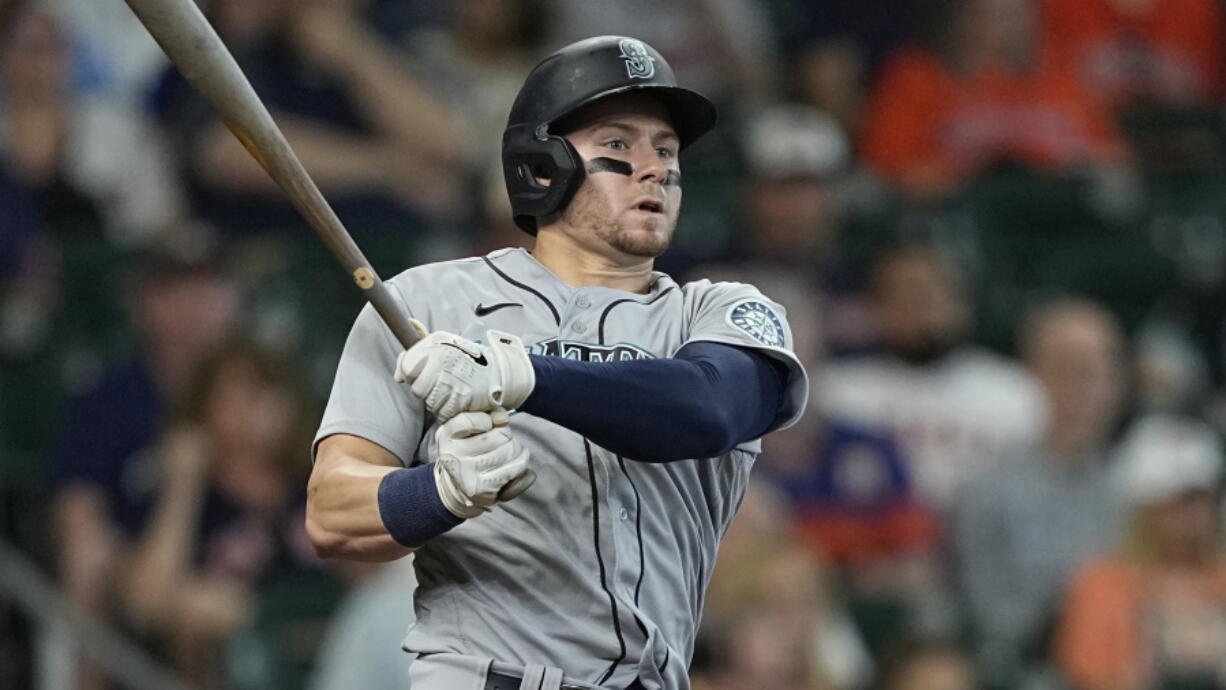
left=433, top=409, right=534, bottom=518
left=395, top=325, right=535, bottom=421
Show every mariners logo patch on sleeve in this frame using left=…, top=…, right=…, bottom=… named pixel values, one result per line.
left=727, top=301, right=786, bottom=348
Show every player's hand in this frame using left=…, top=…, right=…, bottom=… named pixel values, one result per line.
left=433, top=408, right=535, bottom=518
left=394, top=321, right=535, bottom=421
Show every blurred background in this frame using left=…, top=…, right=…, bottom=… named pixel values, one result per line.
left=4, top=0, right=1226, bottom=688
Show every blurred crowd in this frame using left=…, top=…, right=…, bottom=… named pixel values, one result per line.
left=4, top=0, right=1226, bottom=688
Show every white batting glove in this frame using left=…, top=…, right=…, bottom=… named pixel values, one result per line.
left=433, top=408, right=535, bottom=518
left=394, top=321, right=535, bottom=421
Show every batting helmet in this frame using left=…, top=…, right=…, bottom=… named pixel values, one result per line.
left=502, top=35, right=718, bottom=233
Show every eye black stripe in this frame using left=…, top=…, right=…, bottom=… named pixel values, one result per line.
left=483, top=256, right=560, bottom=325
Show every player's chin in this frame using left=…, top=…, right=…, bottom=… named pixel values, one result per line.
left=612, top=218, right=672, bottom=257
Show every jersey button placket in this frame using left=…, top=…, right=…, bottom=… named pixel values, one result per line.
left=568, top=293, right=591, bottom=337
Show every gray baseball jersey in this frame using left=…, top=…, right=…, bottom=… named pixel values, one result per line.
left=315, top=247, right=808, bottom=690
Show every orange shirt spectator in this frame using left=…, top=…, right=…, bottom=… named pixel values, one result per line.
left=860, top=47, right=1127, bottom=199
left=1054, top=415, right=1226, bottom=690
left=1057, top=556, right=1226, bottom=690
left=1042, top=0, right=1226, bottom=111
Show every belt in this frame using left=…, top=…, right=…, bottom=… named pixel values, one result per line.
left=483, top=670, right=647, bottom=690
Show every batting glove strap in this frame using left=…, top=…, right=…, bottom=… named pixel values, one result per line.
left=434, top=461, right=485, bottom=519
left=485, top=330, right=534, bottom=411
left=395, top=331, right=493, bottom=421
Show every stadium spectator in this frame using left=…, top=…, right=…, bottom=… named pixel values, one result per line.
left=403, top=0, right=547, bottom=178
left=121, top=343, right=325, bottom=687
left=0, top=3, right=178, bottom=487
left=766, top=411, right=945, bottom=659
left=699, top=482, right=872, bottom=690
left=50, top=245, right=239, bottom=690
left=817, top=239, right=1046, bottom=513
left=790, top=39, right=869, bottom=139
left=666, top=102, right=854, bottom=283
left=700, top=546, right=841, bottom=690
left=952, top=299, right=1127, bottom=688
left=0, top=2, right=184, bottom=244
left=859, top=0, right=1129, bottom=203
left=740, top=104, right=850, bottom=268
left=1041, top=0, right=1226, bottom=112
left=1055, top=414, right=1226, bottom=690
left=41, top=0, right=170, bottom=106
left=154, top=0, right=465, bottom=236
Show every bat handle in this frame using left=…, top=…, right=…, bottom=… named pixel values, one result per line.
left=361, top=279, right=421, bottom=349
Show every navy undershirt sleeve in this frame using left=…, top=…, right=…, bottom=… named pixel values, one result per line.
left=520, top=341, right=788, bottom=462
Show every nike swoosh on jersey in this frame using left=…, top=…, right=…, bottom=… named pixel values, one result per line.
left=474, top=302, right=523, bottom=317
left=440, top=342, right=488, bottom=366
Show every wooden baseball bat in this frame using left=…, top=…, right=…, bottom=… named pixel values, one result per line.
left=122, top=0, right=421, bottom=349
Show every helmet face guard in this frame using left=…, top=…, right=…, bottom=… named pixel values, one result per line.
left=501, top=123, right=586, bottom=228
left=501, top=36, right=718, bottom=234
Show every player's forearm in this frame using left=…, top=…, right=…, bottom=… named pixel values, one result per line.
left=306, top=454, right=413, bottom=562
left=521, top=342, right=787, bottom=461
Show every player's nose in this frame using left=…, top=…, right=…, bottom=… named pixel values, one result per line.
left=633, top=154, right=669, bottom=187
left=619, top=140, right=666, bottom=186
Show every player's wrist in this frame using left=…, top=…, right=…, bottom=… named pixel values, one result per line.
left=377, top=465, right=465, bottom=548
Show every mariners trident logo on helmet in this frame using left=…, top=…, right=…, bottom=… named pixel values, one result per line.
left=618, top=38, right=655, bottom=79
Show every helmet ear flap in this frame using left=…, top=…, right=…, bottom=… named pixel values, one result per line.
left=502, top=124, right=586, bottom=234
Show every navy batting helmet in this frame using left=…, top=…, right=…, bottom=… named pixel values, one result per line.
left=502, top=36, right=718, bottom=234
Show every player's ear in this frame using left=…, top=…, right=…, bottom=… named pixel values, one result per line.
left=533, top=164, right=553, bottom=188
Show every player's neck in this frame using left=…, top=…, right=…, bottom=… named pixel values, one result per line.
left=531, top=230, right=655, bottom=294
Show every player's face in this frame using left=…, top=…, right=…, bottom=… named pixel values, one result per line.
left=560, top=94, right=682, bottom=258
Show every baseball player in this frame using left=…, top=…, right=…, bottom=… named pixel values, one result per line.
left=307, top=36, right=809, bottom=690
